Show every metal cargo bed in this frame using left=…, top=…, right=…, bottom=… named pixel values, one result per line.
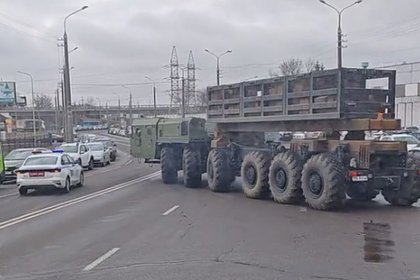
left=207, top=68, right=397, bottom=130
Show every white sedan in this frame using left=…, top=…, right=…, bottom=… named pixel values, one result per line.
left=379, top=134, right=420, bottom=151
left=87, top=142, right=111, bottom=167
left=16, top=152, right=84, bottom=196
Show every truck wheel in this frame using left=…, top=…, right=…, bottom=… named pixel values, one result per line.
left=241, top=151, right=270, bottom=199
left=347, top=185, right=379, bottom=202
left=161, top=146, right=178, bottom=184
left=183, top=146, right=202, bottom=188
left=19, top=188, right=27, bottom=196
left=207, top=149, right=231, bottom=192
left=269, top=151, right=303, bottom=204
left=301, top=153, right=346, bottom=210
left=382, top=157, right=420, bottom=206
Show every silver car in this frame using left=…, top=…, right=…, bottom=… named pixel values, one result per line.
left=86, top=142, right=111, bottom=167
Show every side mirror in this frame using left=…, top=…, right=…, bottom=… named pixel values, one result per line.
left=113, top=143, right=117, bottom=147
left=80, top=150, right=85, bottom=155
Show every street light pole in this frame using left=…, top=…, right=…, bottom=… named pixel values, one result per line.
left=63, top=6, right=88, bottom=143
left=112, top=92, right=121, bottom=126
left=17, top=71, right=36, bottom=147
left=122, top=85, right=132, bottom=127
left=204, top=49, right=232, bottom=86
left=319, top=0, right=362, bottom=69
left=145, top=76, right=157, bottom=118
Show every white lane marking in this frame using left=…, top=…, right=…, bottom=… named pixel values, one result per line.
left=162, top=205, right=179, bottom=216
left=0, top=192, right=17, bottom=199
left=0, top=171, right=160, bottom=230
left=83, top=247, right=120, bottom=271
left=124, top=159, right=133, bottom=166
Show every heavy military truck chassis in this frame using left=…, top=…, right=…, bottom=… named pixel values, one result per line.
left=159, top=143, right=208, bottom=187
left=206, top=133, right=420, bottom=210
left=130, top=68, right=420, bottom=210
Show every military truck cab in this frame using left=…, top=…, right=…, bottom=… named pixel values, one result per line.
left=130, top=117, right=209, bottom=187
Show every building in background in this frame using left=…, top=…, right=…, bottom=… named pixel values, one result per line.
left=395, top=83, right=420, bottom=128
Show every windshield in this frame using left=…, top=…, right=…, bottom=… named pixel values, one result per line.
left=393, top=135, right=420, bottom=145
left=5, top=150, right=33, bottom=160
left=88, top=144, right=103, bottom=151
left=60, top=145, right=78, bottom=153
left=24, top=156, right=58, bottom=166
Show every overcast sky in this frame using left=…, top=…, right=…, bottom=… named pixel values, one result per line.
left=1, top=0, right=420, bottom=106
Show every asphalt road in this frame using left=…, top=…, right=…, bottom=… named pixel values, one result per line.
left=0, top=133, right=420, bottom=279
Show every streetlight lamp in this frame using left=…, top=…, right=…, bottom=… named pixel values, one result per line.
left=69, top=46, right=78, bottom=54
left=121, top=85, right=133, bottom=127
left=204, top=49, right=232, bottom=86
left=17, top=71, right=36, bottom=146
left=319, top=0, right=362, bottom=69
left=63, top=5, right=88, bottom=143
left=145, top=76, right=157, bottom=118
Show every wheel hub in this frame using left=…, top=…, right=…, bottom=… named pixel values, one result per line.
left=245, top=165, right=257, bottom=188
left=275, top=168, right=287, bottom=191
left=308, top=172, right=323, bottom=197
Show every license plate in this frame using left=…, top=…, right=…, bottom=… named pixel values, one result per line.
left=352, top=175, right=368, bottom=182
left=29, top=171, right=44, bottom=177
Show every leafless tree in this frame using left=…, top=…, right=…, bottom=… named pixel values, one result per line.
left=84, top=96, right=96, bottom=107
left=269, top=58, right=325, bottom=77
left=305, top=58, right=316, bottom=72
left=279, top=58, right=303, bottom=76
left=195, top=89, right=208, bottom=107
left=33, top=93, right=53, bottom=109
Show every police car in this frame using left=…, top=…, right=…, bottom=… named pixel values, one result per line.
left=16, top=150, right=84, bottom=196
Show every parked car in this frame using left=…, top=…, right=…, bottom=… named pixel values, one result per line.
left=108, top=127, right=119, bottom=135
left=409, top=131, right=420, bottom=141
left=379, top=133, right=420, bottom=151
left=293, top=132, right=305, bottom=140
left=50, top=134, right=64, bottom=143
left=94, top=137, right=117, bottom=161
left=87, top=142, right=111, bottom=167
left=16, top=151, right=84, bottom=195
left=406, top=126, right=419, bottom=132
left=4, top=148, right=50, bottom=182
left=118, top=129, right=127, bottom=137
left=59, top=143, right=94, bottom=170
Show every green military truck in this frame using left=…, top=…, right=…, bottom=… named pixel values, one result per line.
left=131, top=68, right=420, bottom=210
left=130, top=117, right=209, bottom=187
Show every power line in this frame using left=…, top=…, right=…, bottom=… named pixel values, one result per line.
left=72, top=81, right=170, bottom=87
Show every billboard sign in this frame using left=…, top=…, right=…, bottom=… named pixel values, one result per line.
left=0, top=82, right=16, bottom=105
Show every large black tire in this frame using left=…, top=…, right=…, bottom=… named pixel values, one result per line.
left=183, top=146, right=202, bottom=188
left=301, top=153, right=346, bottom=210
left=347, top=184, right=379, bottom=202
left=18, top=188, right=27, bottom=196
left=88, top=158, right=94, bottom=170
left=161, top=146, right=178, bottom=184
left=241, top=151, right=270, bottom=199
left=61, top=177, right=71, bottom=194
left=207, top=149, right=232, bottom=192
left=382, top=157, right=420, bottom=206
left=269, top=151, right=303, bottom=204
